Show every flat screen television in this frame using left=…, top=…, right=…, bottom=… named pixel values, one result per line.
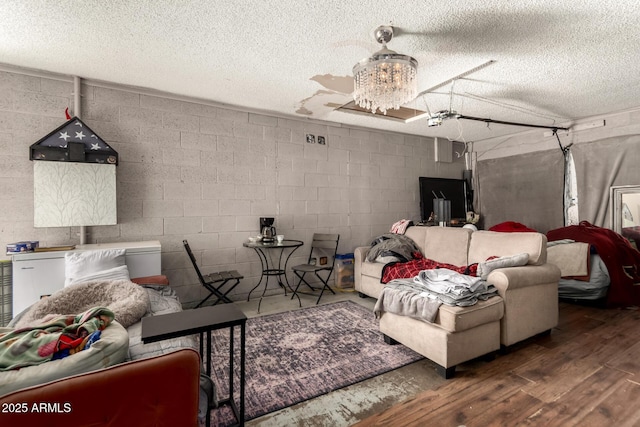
left=419, top=177, right=469, bottom=222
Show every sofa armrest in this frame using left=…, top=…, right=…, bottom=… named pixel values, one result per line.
left=0, top=348, right=200, bottom=427
left=488, top=263, right=561, bottom=294
left=489, top=263, right=560, bottom=346
left=354, top=246, right=369, bottom=264
left=354, top=246, right=369, bottom=272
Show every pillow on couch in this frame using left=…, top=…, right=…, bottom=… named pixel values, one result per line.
left=69, top=265, right=131, bottom=286
left=65, top=249, right=126, bottom=286
left=478, top=253, right=529, bottom=280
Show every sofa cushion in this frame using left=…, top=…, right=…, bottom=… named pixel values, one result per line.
left=405, top=226, right=471, bottom=267
left=435, top=296, right=504, bottom=333
left=468, top=231, right=547, bottom=265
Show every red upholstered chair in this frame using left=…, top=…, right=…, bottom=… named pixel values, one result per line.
left=0, top=349, right=201, bottom=426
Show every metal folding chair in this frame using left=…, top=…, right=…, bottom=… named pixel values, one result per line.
left=290, top=233, right=340, bottom=305
left=183, top=240, right=243, bottom=307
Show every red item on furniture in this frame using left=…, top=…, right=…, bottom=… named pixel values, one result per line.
left=0, top=349, right=200, bottom=427
left=131, top=275, right=170, bottom=285
left=382, top=252, right=478, bottom=283
left=489, top=221, right=538, bottom=233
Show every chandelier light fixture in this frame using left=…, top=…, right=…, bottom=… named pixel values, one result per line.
left=353, top=25, right=418, bottom=114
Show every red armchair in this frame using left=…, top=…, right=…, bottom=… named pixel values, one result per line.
left=0, top=348, right=200, bottom=426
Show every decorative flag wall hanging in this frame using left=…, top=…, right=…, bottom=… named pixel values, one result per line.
left=30, top=116, right=118, bottom=165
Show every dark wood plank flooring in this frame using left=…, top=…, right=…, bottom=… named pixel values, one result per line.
left=354, top=301, right=640, bottom=426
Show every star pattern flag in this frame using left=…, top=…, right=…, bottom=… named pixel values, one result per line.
left=30, top=116, right=118, bottom=164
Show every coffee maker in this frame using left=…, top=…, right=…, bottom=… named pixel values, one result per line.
left=260, top=217, right=276, bottom=243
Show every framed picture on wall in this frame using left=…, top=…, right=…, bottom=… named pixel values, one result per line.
left=610, top=185, right=640, bottom=248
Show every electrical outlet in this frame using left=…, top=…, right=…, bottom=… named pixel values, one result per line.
left=317, top=136, right=326, bottom=145
left=306, top=134, right=315, bottom=143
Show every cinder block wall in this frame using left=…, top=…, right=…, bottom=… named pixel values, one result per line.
left=0, top=68, right=464, bottom=305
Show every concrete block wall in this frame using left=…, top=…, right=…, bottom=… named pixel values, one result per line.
left=0, top=68, right=464, bottom=306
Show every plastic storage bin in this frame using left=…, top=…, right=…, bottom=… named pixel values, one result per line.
left=335, top=253, right=354, bottom=289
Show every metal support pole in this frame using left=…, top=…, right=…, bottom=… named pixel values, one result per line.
left=455, top=114, right=570, bottom=131
left=73, top=76, right=88, bottom=245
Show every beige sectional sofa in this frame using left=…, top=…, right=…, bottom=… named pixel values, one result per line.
left=354, top=226, right=561, bottom=378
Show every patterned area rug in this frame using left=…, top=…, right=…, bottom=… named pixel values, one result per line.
left=208, top=300, right=423, bottom=426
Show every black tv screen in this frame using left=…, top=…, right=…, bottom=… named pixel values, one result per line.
left=419, top=177, right=469, bottom=222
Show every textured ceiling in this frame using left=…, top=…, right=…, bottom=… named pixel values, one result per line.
left=2, top=0, right=640, bottom=142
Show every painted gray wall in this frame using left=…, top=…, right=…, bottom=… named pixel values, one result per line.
left=473, top=113, right=640, bottom=233
left=475, top=150, right=564, bottom=233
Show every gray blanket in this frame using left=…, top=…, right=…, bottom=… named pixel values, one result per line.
left=366, top=233, right=422, bottom=263
left=13, top=279, right=150, bottom=329
left=373, top=279, right=442, bottom=323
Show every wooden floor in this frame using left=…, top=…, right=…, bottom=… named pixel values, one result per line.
left=354, top=301, right=640, bottom=427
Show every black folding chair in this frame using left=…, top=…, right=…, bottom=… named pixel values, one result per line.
left=290, top=233, right=340, bottom=305
left=183, top=240, right=243, bottom=307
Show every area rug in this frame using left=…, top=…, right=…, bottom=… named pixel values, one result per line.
left=207, top=300, right=423, bottom=426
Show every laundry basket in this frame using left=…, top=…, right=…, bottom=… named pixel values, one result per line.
left=0, top=260, right=11, bottom=326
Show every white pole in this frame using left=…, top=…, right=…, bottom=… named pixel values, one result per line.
left=73, top=76, right=87, bottom=245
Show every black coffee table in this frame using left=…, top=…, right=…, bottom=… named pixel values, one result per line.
left=142, top=304, right=247, bottom=427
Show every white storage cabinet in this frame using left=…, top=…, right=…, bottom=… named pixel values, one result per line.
left=12, top=241, right=161, bottom=316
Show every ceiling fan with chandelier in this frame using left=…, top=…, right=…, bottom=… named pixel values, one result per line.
left=348, top=25, right=569, bottom=133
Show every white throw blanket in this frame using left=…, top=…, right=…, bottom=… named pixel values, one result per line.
left=13, top=279, right=150, bottom=329
left=415, top=268, right=484, bottom=295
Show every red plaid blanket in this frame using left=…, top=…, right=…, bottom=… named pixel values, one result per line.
left=381, top=252, right=478, bottom=283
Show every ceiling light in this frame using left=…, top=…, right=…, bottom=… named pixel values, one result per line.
left=353, top=25, right=418, bottom=115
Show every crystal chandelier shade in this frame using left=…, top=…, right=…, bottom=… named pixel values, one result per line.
left=352, top=26, right=418, bottom=115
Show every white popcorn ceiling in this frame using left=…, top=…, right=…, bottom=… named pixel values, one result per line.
left=1, top=0, right=639, bottom=142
